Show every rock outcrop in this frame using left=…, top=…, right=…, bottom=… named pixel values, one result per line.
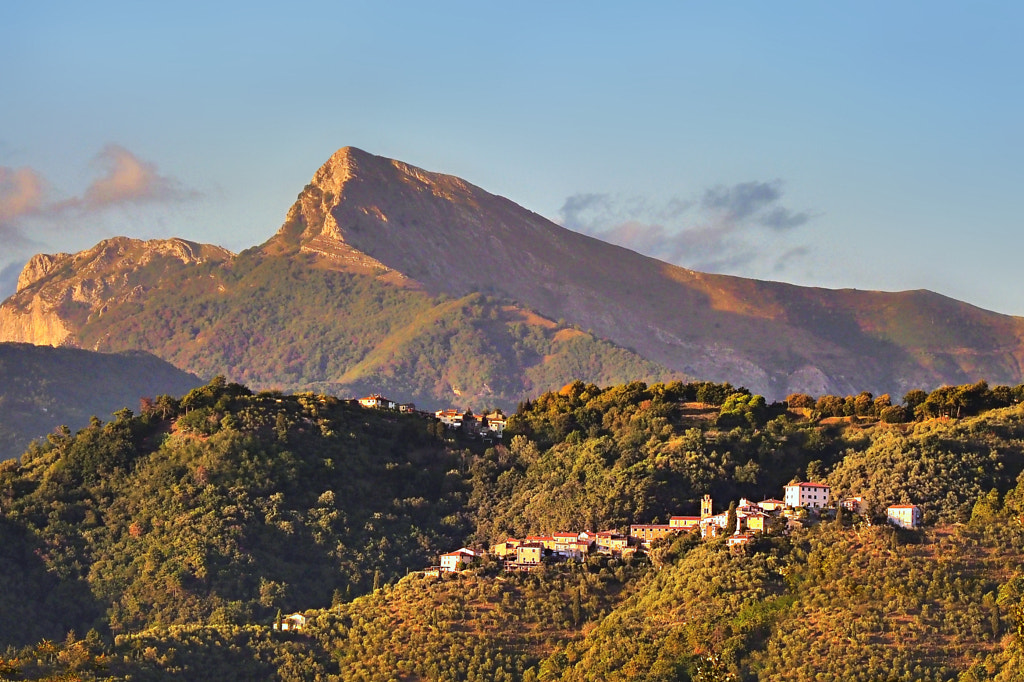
left=0, top=237, right=233, bottom=347
left=3, top=147, right=1024, bottom=400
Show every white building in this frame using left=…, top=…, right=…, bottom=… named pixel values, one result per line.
left=359, top=394, right=396, bottom=410
left=274, top=613, right=306, bottom=631
left=435, top=409, right=465, bottom=428
left=887, top=504, right=922, bottom=529
left=784, top=482, right=831, bottom=509
left=440, top=548, right=477, bottom=572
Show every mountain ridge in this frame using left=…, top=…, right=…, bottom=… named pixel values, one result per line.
left=1, top=146, right=1023, bottom=401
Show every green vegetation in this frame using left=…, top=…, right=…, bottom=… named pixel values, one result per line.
left=1, top=377, right=1024, bottom=680
left=69, top=254, right=677, bottom=411
left=0, top=377, right=467, bottom=647
left=0, top=343, right=202, bottom=461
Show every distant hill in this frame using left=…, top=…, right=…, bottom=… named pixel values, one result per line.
left=2, top=146, right=1023, bottom=402
left=0, top=342, right=203, bottom=460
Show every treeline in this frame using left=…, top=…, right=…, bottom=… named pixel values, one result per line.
left=787, top=379, right=1024, bottom=423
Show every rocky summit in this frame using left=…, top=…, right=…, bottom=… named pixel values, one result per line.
left=2, top=146, right=1024, bottom=402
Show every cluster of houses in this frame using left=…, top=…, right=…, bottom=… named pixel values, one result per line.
left=424, top=481, right=925, bottom=575
left=434, top=408, right=508, bottom=438
left=356, top=394, right=507, bottom=439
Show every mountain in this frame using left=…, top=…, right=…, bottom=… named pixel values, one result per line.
left=2, top=146, right=1024, bottom=402
left=0, top=342, right=203, bottom=461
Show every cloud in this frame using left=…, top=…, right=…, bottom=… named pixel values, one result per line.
left=0, top=146, right=198, bottom=288
left=52, top=144, right=196, bottom=213
left=85, top=144, right=190, bottom=207
left=0, top=145, right=196, bottom=237
left=0, top=166, right=46, bottom=244
left=558, top=179, right=815, bottom=274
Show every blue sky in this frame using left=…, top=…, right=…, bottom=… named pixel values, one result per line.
left=2, top=2, right=1022, bottom=314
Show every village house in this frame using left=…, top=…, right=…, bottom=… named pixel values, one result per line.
left=358, top=394, right=396, bottom=410
left=784, top=482, right=832, bottom=509
left=491, top=538, right=522, bottom=558
left=435, top=409, right=466, bottom=428
left=551, top=532, right=591, bottom=559
left=737, top=509, right=767, bottom=533
left=629, top=523, right=679, bottom=549
left=670, top=515, right=701, bottom=530
left=887, top=504, right=922, bottom=529
left=757, top=499, right=786, bottom=512
left=699, top=513, right=730, bottom=538
left=595, top=531, right=630, bottom=554
left=503, top=542, right=543, bottom=571
left=727, top=533, right=755, bottom=550
left=274, top=613, right=307, bottom=632
left=841, top=497, right=867, bottom=514
left=482, top=412, right=508, bottom=436
left=440, top=548, right=478, bottom=572
left=525, top=534, right=556, bottom=550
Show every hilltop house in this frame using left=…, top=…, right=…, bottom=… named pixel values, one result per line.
left=482, top=412, right=508, bottom=436
left=359, top=394, right=396, bottom=410
left=436, top=409, right=466, bottom=428
left=784, top=482, right=831, bottom=509
left=887, top=504, right=922, bottom=529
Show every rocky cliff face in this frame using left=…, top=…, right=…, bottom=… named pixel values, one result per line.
left=3, top=147, right=1023, bottom=400
left=0, top=237, right=234, bottom=347
left=259, top=147, right=1024, bottom=398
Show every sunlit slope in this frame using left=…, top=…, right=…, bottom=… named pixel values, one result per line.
left=3, top=146, right=1022, bottom=401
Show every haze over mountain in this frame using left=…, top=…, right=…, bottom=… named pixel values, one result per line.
left=2, top=146, right=1023, bottom=403
left=0, top=342, right=203, bottom=460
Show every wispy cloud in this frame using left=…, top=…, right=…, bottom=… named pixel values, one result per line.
left=0, top=166, right=46, bottom=245
left=558, top=179, right=816, bottom=274
left=76, top=144, right=194, bottom=209
left=0, top=145, right=199, bottom=297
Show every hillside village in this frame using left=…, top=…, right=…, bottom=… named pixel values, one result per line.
left=421, top=483, right=924, bottom=577
left=274, top=476, right=925, bottom=631
left=354, top=391, right=923, bottom=579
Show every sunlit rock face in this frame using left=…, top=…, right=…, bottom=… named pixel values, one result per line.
left=4, top=146, right=1024, bottom=400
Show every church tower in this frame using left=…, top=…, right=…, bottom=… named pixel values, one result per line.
left=701, top=494, right=713, bottom=518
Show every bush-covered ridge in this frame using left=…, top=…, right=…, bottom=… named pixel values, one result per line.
left=2, top=377, right=1024, bottom=680
left=0, top=377, right=469, bottom=647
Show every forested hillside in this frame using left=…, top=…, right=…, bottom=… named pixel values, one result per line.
left=0, top=378, right=468, bottom=648
left=4, top=243, right=677, bottom=412
left=2, top=378, right=1024, bottom=680
left=0, top=343, right=203, bottom=461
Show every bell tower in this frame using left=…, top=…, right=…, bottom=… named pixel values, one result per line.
left=701, top=494, right=713, bottom=518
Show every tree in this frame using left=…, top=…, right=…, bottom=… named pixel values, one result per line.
left=903, top=389, right=928, bottom=411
